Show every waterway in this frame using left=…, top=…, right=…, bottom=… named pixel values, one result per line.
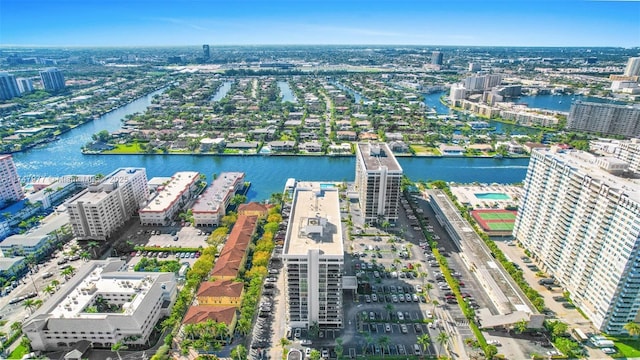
left=513, top=94, right=626, bottom=112
left=12, top=89, right=530, bottom=201
left=332, top=81, right=369, bottom=104
left=422, top=92, right=451, bottom=114
left=277, top=81, right=297, bottom=103
left=210, top=81, right=233, bottom=102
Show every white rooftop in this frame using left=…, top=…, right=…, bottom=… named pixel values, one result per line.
left=192, top=172, right=244, bottom=213
left=68, top=168, right=145, bottom=204
left=536, top=148, right=640, bottom=203
left=140, top=171, right=199, bottom=213
left=284, top=182, right=344, bottom=256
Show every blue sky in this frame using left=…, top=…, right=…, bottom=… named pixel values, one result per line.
left=1, top=0, right=638, bottom=47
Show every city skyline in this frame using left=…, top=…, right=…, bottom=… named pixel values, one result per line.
left=1, top=0, right=639, bottom=47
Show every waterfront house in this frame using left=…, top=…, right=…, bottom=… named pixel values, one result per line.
left=440, top=144, right=465, bottom=156
left=237, top=202, right=271, bottom=219
left=336, top=131, right=357, bottom=141
left=269, top=141, right=296, bottom=152
left=300, top=141, right=322, bottom=153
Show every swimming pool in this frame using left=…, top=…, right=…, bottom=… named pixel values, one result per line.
left=320, top=183, right=335, bottom=189
left=474, top=192, right=510, bottom=200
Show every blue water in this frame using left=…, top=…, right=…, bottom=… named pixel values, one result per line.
left=331, top=81, right=369, bottom=104
left=277, top=81, right=297, bottom=103
left=514, top=94, right=627, bottom=112
left=422, top=92, right=451, bottom=114
left=210, top=81, right=232, bottom=102
left=11, top=89, right=530, bottom=202
left=474, top=193, right=510, bottom=200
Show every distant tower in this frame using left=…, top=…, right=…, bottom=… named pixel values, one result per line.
left=469, top=62, right=481, bottom=72
left=39, top=68, right=65, bottom=92
left=16, top=78, right=34, bottom=94
left=0, top=73, right=20, bottom=100
left=203, top=44, right=210, bottom=61
left=624, top=57, right=640, bottom=77
left=0, top=155, right=24, bottom=208
left=431, top=51, right=443, bottom=66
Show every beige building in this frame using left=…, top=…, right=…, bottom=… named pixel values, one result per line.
left=66, top=168, right=148, bottom=241
left=139, top=171, right=200, bottom=226
left=355, top=142, right=403, bottom=224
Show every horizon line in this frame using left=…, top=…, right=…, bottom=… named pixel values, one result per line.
left=1, top=43, right=639, bottom=49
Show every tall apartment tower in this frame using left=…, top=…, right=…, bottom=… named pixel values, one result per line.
left=39, top=68, right=65, bottom=91
left=0, top=155, right=25, bottom=208
left=355, top=142, right=403, bottom=224
left=203, top=44, right=210, bottom=60
left=567, top=101, right=640, bottom=138
left=66, top=168, right=148, bottom=241
left=16, top=78, right=34, bottom=94
left=624, top=57, right=640, bottom=77
left=513, top=148, right=640, bottom=335
left=614, top=139, right=640, bottom=174
left=0, top=73, right=20, bottom=100
left=431, top=51, right=444, bottom=66
left=283, top=182, right=345, bottom=330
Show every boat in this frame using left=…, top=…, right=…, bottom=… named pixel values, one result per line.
left=493, top=154, right=504, bottom=159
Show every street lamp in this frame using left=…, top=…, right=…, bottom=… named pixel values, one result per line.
left=27, top=263, right=38, bottom=295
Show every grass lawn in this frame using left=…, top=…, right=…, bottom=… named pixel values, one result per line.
left=609, top=337, right=640, bottom=358
left=478, top=212, right=516, bottom=220
left=8, top=344, right=28, bottom=359
left=410, top=144, right=440, bottom=155
left=103, top=142, right=146, bottom=154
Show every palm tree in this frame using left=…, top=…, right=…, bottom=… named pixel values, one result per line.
left=515, top=319, right=528, bottom=334
left=10, top=321, right=22, bottom=335
left=111, top=341, right=128, bottom=360
left=51, top=279, right=60, bottom=289
left=417, top=333, right=431, bottom=352
left=436, top=332, right=450, bottom=353
left=384, top=303, right=394, bottom=320
left=42, top=285, right=56, bottom=295
left=280, top=337, right=290, bottom=353
left=80, top=251, right=91, bottom=261
left=87, top=241, right=100, bottom=258
left=335, top=337, right=344, bottom=359
left=624, top=322, right=640, bottom=338
left=377, top=336, right=390, bottom=358
left=62, top=266, right=75, bottom=279
left=363, top=334, right=373, bottom=355
left=230, top=344, right=247, bottom=360
left=236, top=318, right=251, bottom=336
left=23, top=299, right=36, bottom=314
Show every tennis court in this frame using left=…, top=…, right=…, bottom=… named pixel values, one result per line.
left=471, top=210, right=518, bottom=234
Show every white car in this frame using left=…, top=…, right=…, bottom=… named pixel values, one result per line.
left=300, top=339, right=312, bottom=346
left=305, top=348, right=312, bottom=356
left=321, top=349, right=329, bottom=359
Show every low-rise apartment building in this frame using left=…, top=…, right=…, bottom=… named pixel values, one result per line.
left=23, top=259, right=177, bottom=351
left=192, top=172, right=244, bottom=227
left=139, top=171, right=200, bottom=226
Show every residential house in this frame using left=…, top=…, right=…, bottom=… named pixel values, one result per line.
left=196, top=279, right=244, bottom=307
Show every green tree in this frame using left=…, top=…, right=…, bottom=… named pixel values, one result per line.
left=111, top=341, right=128, bottom=360
left=515, top=318, right=528, bottom=333
left=436, top=332, right=450, bottom=353
left=309, top=349, right=321, bottom=360
left=377, top=335, right=390, bottom=358
left=484, top=344, right=498, bottom=359
left=231, top=194, right=247, bottom=206
left=308, top=321, right=320, bottom=339
left=417, top=333, right=431, bottom=351
left=87, top=241, right=100, bottom=258
left=23, top=299, right=36, bottom=314
left=335, top=337, right=344, bottom=359
left=625, top=322, right=640, bottom=338
left=230, top=344, right=247, bottom=360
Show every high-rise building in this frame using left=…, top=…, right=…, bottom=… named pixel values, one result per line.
left=355, top=142, right=403, bottom=224
left=66, top=168, right=148, bottom=240
left=283, top=182, right=344, bottom=329
left=0, top=72, right=20, bottom=100
left=624, top=57, right=640, bottom=77
left=16, top=78, right=34, bottom=94
left=431, top=51, right=443, bottom=66
left=469, top=62, right=481, bottom=72
left=513, top=148, right=640, bottom=335
left=203, top=44, right=210, bottom=60
left=462, top=74, right=503, bottom=91
left=449, top=84, right=466, bottom=104
left=39, top=68, right=65, bottom=91
left=614, top=138, right=640, bottom=174
left=0, top=155, right=24, bottom=208
left=567, top=101, right=640, bottom=138
left=23, top=259, right=177, bottom=351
